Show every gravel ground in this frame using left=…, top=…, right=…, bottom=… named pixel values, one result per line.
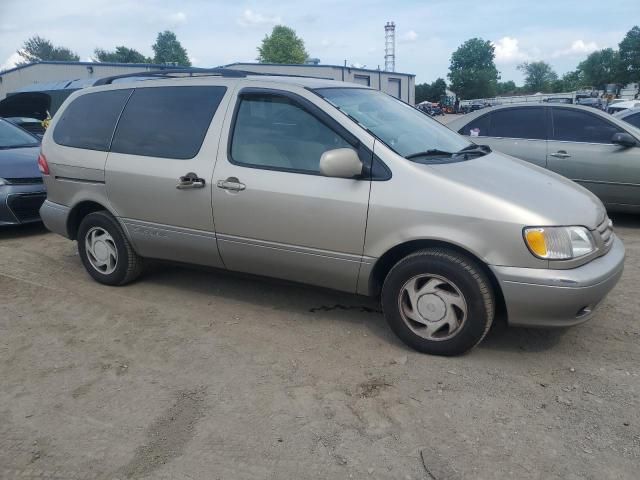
left=1, top=216, right=639, bottom=480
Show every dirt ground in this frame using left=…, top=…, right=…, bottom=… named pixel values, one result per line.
left=1, top=215, right=639, bottom=480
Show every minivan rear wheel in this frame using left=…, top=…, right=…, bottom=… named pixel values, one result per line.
left=77, top=211, right=143, bottom=286
left=381, top=248, right=494, bottom=356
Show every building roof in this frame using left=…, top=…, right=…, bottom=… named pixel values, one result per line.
left=1, top=60, right=416, bottom=79
left=0, top=60, right=174, bottom=76
left=225, top=62, right=415, bottom=77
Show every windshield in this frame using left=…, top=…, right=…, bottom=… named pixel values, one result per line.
left=315, top=88, right=470, bottom=158
left=0, top=119, right=39, bottom=149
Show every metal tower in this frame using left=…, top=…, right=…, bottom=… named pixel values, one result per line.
left=384, top=21, right=396, bottom=72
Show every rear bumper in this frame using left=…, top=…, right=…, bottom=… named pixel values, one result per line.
left=0, top=185, right=46, bottom=225
left=39, top=199, right=71, bottom=238
left=491, top=235, right=625, bottom=327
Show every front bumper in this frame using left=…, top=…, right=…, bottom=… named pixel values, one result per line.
left=0, top=184, right=46, bottom=225
left=491, top=235, right=625, bottom=327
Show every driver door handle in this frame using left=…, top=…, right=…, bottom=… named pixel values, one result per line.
left=550, top=150, right=571, bottom=158
left=217, top=177, right=246, bottom=192
left=176, top=172, right=206, bottom=189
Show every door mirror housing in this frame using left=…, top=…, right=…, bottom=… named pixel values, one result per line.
left=319, top=148, right=363, bottom=178
left=611, top=132, right=637, bottom=148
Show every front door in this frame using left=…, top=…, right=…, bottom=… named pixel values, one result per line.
left=546, top=107, right=640, bottom=208
left=211, top=86, right=373, bottom=292
left=106, top=84, right=231, bottom=267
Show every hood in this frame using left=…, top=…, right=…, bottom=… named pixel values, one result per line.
left=0, top=146, right=41, bottom=179
left=0, top=92, right=52, bottom=121
left=422, top=151, right=605, bottom=229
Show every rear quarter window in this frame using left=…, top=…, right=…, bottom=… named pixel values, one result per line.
left=53, top=89, right=132, bottom=151
left=458, top=114, right=490, bottom=137
left=110, top=86, right=226, bottom=159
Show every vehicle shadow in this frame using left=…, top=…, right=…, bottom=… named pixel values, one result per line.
left=478, top=320, right=566, bottom=354
left=141, top=262, right=401, bottom=345
left=140, top=262, right=568, bottom=354
left=0, top=222, right=48, bottom=240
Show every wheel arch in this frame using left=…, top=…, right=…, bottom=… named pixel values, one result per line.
left=368, top=239, right=506, bottom=321
left=66, top=200, right=114, bottom=240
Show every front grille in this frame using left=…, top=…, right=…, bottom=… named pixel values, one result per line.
left=5, top=177, right=43, bottom=185
left=7, top=193, right=46, bottom=222
left=596, top=215, right=614, bottom=252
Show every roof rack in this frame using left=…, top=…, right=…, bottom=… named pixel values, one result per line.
left=93, top=67, right=260, bottom=86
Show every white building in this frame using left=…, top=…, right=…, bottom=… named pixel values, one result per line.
left=0, top=60, right=415, bottom=104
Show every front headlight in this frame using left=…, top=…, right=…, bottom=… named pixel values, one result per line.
left=524, top=226, right=595, bottom=260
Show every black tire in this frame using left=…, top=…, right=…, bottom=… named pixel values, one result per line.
left=77, top=211, right=143, bottom=286
left=381, top=248, right=494, bottom=356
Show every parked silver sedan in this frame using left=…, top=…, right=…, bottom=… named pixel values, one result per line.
left=448, top=104, right=640, bottom=213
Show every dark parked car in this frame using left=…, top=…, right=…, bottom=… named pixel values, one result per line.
left=0, top=118, right=45, bottom=225
left=545, top=97, right=573, bottom=104
left=576, top=97, right=604, bottom=109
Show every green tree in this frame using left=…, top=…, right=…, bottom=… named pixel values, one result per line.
left=17, top=35, right=79, bottom=64
left=577, top=48, right=621, bottom=88
left=415, top=78, right=448, bottom=103
left=152, top=31, right=191, bottom=66
left=94, top=46, right=150, bottom=64
left=429, top=78, right=447, bottom=102
left=496, top=80, right=518, bottom=95
left=415, top=83, right=432, bottom=104
left=558, top=70, right=584, bottom=91
left=257, top=25, right=308, bottom=64
left=518, top=61, right=558, bottom=93
left=619, top=25, right=640, bottom=83
left=448, top=38, right=499, bottom=99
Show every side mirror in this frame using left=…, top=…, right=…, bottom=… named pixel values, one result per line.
left=319, top=148, right=363, bottom=178
left=612, top=132, right=637, bottom=148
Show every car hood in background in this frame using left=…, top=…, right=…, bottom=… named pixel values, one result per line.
left=421, top=151, right=605, bottom=229
left=0, top=146, right=41, bottom=179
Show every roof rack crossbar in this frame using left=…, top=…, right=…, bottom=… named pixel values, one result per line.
left=93, top=68, right=258, bottom=86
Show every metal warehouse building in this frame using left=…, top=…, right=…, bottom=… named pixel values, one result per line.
left=225, top=63, right=415, bottom=104
left=0, top=60, right=415, bottom=104
left=0, top=61, right=176, bottom=100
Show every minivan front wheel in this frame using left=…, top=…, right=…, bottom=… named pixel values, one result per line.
left=77, top=211, right=143, bottom=286
left=381, top=248, right=494, bottom=356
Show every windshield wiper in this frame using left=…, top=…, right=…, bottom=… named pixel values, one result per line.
left=405, top=149, right=454, bottom=160
left=453, top=144, right=491, bottom=158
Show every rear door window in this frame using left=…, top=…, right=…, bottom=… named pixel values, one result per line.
left=552, top=108, right=622, bottom=144
left=111, top=86, right=226, bottom=159
left=53, top=89, right=132, bottom=151
left=488, top=108, right=546, bottom=140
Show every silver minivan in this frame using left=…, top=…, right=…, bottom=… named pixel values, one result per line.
left=39, top=69, right=625, bottom=356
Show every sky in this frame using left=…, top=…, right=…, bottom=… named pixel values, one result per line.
left=0, top=0, right=638, bottom=84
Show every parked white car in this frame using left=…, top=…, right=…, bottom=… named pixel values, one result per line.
left=608, top=100, right=640, bottom=114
